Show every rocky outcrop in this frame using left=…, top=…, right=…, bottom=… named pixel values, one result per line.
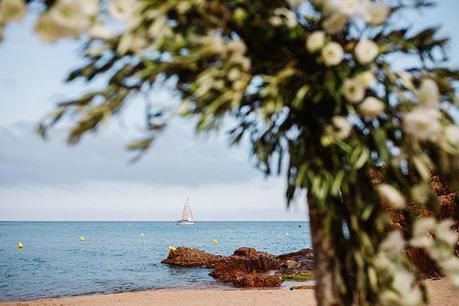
left=210, top=247, right=282, bottom=287
left=161, top=247, right=223, bottom=268
left=162, top=246, right=314, bottom=288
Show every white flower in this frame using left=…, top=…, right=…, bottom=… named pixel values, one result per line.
left=49, top=0, right=90, bottom=36
left=373, top=253, right=395, bottom=272
left=227, top=39, right=247, bottom=55
left=306, top=31, right=325, bottom=53
left=417, top=79, right=440, bottom=107
left=321, top=42, right=344, bottom=66
left=322, top=13, right=347, bottom=34
left=228, top=68, right=241, bottom=81
left=400, top=286, right=423, bottom=306
left=413, top=217, right=436, bottom=236
left=355, top=39, right=379, bottom=64
left=428, top=246, right=453, bottom=261
left=272, top=8, right=297, bottom=28
left=411, top=183, right=430, bottom=204
left=380, top=231, right=405, bottom=256
left=79, top=0, right=99, bottom=16
left=230, top=54, right=251, bottom=71
left=356, top=71, right=376, bottom=88
left=359, top=97, right=384, bottom=118
left=381, top=269, right=423, bottom=306
left=445, top=125, right=459, bottom=146
left=363, top=2, right=389, bottom=26
left=410, top=217, right=436, bottom=248
left=404, top=107, right=442, bottom=140
left=331, top=116, right=352, bottom=139
left=34, top=13, right=63, bottom=43
left=440, top=257, right=459, bottom=274
left=410, top=236, right=434, bottom=249
left=435, top=219, right=458, bottom=247
left=199, top=34, right=225, bottom=54
left=393, top=270, right=414, bottom=291
left=108, top=0, right=137, bottom=20
left=0, top=0, right=26, bottom=22
left=377, top=184, right=406, bottom=209
left=270, top=16, right=283, bottom=26
left=89, top=22, right=112, bottom=40
left=343, top=78, right=365, bottom=103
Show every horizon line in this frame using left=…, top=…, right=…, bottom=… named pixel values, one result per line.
left=0, top=220, right=309, bottom=222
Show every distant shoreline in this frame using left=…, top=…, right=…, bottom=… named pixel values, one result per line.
left=1, top=279, right=456, bottom=306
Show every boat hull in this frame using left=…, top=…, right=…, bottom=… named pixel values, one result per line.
left=177, top=220, right=194, bottom=225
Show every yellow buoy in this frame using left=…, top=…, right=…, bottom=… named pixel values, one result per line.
left=80, top=236, right=85, bottom=242
left=168, top=246, right=177, bottom=251
left=285, top=232, right=289, bottom=237
left=18, top=242, right=23, bottom=249
left=212, top=239, right=218, bottom=245
left=140, top=232, right=144, bottom=237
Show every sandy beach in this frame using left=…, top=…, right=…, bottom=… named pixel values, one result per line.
left=2, top=279, right=456, bottom=306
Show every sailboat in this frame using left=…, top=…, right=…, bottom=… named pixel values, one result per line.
left=177, top=198, right=194, bottom=225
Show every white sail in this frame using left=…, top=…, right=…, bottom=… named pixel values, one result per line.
left=179, top=198, right=194, bottom=223
left=182, top=199, right=193, bottom=221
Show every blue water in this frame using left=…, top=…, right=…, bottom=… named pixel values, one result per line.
left=0, top=221, right=311, bottom=301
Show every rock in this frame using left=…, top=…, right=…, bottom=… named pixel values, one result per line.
left=162, top=246, right=314, bottom=288
left=210, top=248, right=281, bottom=288
left=233, top=247, right=258, bottom=257
left=277, top=248, right=314, bottom=277
left=161, top=247, right=224, bottom=268
left=285, top=260, right=300, bottom=269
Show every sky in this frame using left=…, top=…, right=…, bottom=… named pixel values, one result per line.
left=1, top=1, right=459, bottom=221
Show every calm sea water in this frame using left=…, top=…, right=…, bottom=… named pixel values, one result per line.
left=0, top=221, right=311, bottom=301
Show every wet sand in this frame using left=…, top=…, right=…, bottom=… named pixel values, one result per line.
left=1, top=279, right=456, bottom=306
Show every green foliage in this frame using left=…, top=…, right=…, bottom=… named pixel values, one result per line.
left=282, top=272, right=315, bottom=281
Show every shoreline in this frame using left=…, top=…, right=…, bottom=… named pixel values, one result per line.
left=1, top=279, right=457, bottom=306
left=1, top=288, right=315, bottom=306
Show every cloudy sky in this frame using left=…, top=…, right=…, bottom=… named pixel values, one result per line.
left=1, top=2, right=459, bottom=220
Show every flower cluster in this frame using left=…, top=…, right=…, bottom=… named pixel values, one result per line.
left=307, top=0, right=458, bottom=173
left=304, top=2, right=386, bottom=140
left=410, top=218, right=459, bottom=288
left=314, top=0, right=389, bottom=32
left=373, top=231, right=424, bottom=306
left=34, top=0, right=100, bottom=42
left=0, top=0, right=141, bottom=43
left=372, top=218, right=459, bottom=305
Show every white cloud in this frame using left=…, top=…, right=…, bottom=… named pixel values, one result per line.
left=0, top=120, right=259, bottom=186
left=0, top=121, right=307, bottom=220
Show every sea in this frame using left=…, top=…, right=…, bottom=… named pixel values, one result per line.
left=0, top=221, right=311, bottom=301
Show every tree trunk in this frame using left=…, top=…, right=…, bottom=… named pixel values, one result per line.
left=307, top=194, right=340, bottom=306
